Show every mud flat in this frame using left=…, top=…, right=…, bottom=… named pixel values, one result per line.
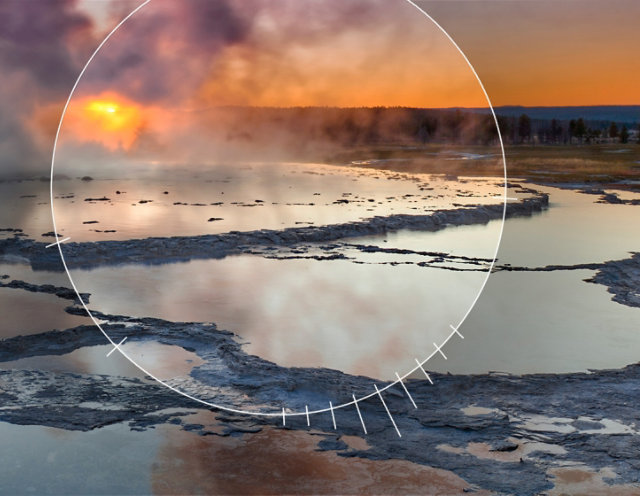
left=0, top=194, right=548, bottom=271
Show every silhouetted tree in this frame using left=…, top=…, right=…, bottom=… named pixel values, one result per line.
left=620, top=125, right=629, bottom=144
left=575, top=118, right=587, bottom=143
left=585, top=128, right=602, bottom=144
left=569, top=119, right=576, bottom=144
left=444, top=110, right=465, bottom=142
left=417, top=116, right=438, bottom=144
left=609, top=122, right=619, bottom=140
left=496, top=115, right=512, bottom=143
left=518, top=114, right=531, bottom=143
left=537, top=127, right=548, bottom=144
left=550, top=119, right=562, bottom=144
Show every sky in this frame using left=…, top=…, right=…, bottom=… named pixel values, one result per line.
left=0, top=0, right=637, bottom=175
left=417, top=0, right=640, bottom=107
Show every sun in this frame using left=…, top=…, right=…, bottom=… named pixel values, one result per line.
left=85, top=98, right=140, bottom=133
left=88, top=102, right=118, bottom=114
left=64, top=93, right=145, bottom=150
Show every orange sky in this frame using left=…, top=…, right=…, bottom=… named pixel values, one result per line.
left=57, top=0, right=639, bottom=154
left=73, top=0, right=491, bottom=110
left=416, top=0, right=640, bottom=106
left=74, top=0, right=640, bottom=109
left=191, top=2, right=488, bottom=109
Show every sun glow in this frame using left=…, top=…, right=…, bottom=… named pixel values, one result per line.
left=88, top=102, right=118, bottom=114
left=64, top=93, right=145, bottom=150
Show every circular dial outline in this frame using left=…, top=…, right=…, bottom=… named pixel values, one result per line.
left=49, top=0, right=508, bottom=420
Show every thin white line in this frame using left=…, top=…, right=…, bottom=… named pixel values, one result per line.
left=106, top=336, right=127, bottom=357
left=353, top=394, right=367, bottom=434
left=329, top=401, right=336, bottom=430
left=282, top=408, right=286, bottom=426
left=433, top=342, right=448, bottom=360
left=415, top=359, right=434, bottom=385
left=449, top=324, right=464, bottom=339
left=374, top=384, right=401, bottom=438
left=305, top=405, right=310, bottom=426
left=45, top=237, right=70, bottom=249
left=395, top=372, right=417, bottom=409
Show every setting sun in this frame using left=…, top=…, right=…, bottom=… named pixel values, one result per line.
left=84, top=98, right=141, bottom=134
left=87, top=101, right=118, bottom=114
left=63, top=93, right=145, bottom=150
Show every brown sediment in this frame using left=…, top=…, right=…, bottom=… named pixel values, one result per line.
left=437, top=440, right=565, bottom=464
left=151, top=426, right=487, bottom=496
left=548, top=467, right=640, bottom=496
left=341, top=435, right=370, bottom=451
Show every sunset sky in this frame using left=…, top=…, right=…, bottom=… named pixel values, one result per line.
left=72, top=0, right=487, bottom=108
left=417, top=0, right=640, bottom=107
left=0, top=0, right=637, bottom=173
left=73, top=0, right=640, bottom=108
left=60, top=0, right=491, bottom=159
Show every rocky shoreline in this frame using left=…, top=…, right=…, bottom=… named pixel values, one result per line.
left=1, top=308, right=639, bottom=495
left=585, top=252, right=640, bottom=308
left=1, top=244, right=640, bottom=494
left=0, top=194, right=548, bottom=271
left=2, top=186, right=640, bottom=493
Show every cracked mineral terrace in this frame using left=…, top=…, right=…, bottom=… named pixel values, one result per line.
left=0, top=193, right=548, bottom=271
left=1, top=305, right=640, bottom=495
left=2, top=190, right=639, bottom=494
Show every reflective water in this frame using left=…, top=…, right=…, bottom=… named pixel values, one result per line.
left=0, top=288, right=89, bottom=338
left=3, top=173, right=639, bottom=384
left=67, top=185, right=640, bottom=381
left=71, top=253, right=486, bottom=380
left=1, top=173, right=639, bottom=496
left=0, top=421, right=162, bottom=495
left=46, top=163, right=502, bottom=241
left=1, top=341, right=203, bottom=381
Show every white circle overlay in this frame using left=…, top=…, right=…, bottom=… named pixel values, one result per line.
left=49, top=0, right=508, bottom=420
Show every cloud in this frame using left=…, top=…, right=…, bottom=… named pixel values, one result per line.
left=1, top=0, right=488, bottom=177
left=78, top=0, right=252, bottom=104
left=0, top=0, right=95, bottom=176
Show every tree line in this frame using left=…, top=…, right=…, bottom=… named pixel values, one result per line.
left=216, top=106, right=639, bottom=148
left=499, top=114, right=637, bottom=145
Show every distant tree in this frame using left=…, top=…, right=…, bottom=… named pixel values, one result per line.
left=609, top=122, right=619, bottom=140
left=550, top=118, right=562, bottom=143
left=585, top=128, right=601, bottom=144
left=569, top=119, right=577, bottom=144
left=537, top=127, right=548, bottom=144
left=517, top=114, right=531, bottom=143
left=474, top=115, right=498, bottom=145
left=585, top=128, right=594, bottom=144
left=449, top=109, right=464, bottom=141
left=620, top=125, right=629, bottom=144
left=496, top=115, right=511, bottom=143
left=417, top=117, right=438, bottom=144
left=574, top=118, right=587, bottom=143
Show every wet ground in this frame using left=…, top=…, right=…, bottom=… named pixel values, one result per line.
left=1, top=165, right=639, bottom=494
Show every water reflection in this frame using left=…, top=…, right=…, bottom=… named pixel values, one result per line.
left=0, top=421, right=160, bottom=495
left=2, top=342, right=203, bottom=380
left=71, top=255, right=486, bottom=380
left=48, top=164, right=501, bottom=242
left=152, top=421, right=475, bottom=495
left=0, top=288, right=89, bottom=339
